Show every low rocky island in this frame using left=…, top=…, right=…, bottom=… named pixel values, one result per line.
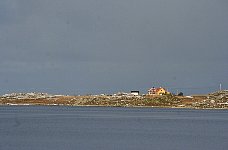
left=1, top=90, right=228, bottom=109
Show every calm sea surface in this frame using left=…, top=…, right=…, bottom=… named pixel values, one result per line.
left=0, top=106, right=228, bottom=150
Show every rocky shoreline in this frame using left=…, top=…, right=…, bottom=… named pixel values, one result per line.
left=1, top=90, right=228, bottom=109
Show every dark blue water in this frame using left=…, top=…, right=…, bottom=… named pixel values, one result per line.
left=0, top=106, right=228, bottom=150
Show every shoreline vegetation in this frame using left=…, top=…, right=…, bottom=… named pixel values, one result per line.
left=0, top=90, right=228, bottom=109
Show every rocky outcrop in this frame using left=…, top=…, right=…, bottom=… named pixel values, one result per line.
left=1, top=91, right=228, bottom=109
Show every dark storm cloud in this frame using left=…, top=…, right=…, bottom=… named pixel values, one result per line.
left=0, top=0, right=227, bottom=94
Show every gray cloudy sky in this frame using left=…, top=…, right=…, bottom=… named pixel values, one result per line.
left=0, top=0, right=227, bottom=95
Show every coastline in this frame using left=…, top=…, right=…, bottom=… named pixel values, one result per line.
left=1, top=90, right=228, bottom=109
left=1, top=103, right=228, bottom=110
